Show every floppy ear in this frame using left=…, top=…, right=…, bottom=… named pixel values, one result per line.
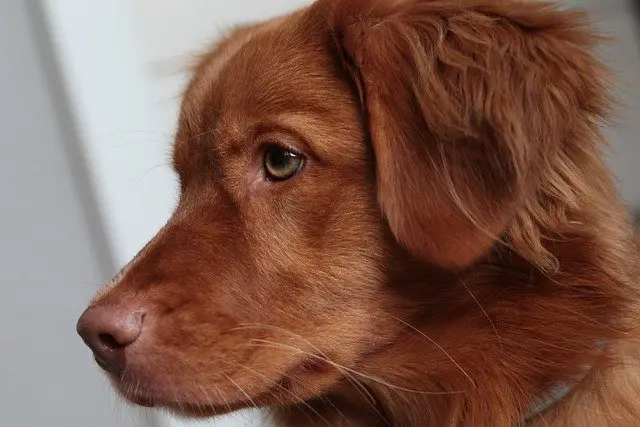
left=320, top=0, right=607, bottom=267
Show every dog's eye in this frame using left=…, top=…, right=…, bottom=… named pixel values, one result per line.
left=264, top=146, right=304, bottom=181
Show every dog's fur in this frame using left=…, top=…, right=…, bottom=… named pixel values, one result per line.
left=82, top=0, right=640, bottom=425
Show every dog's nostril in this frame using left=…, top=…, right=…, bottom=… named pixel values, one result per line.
left=98, top=332, right=123, bottom=350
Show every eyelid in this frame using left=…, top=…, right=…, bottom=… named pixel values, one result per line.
left=259, top=139, right=304, bottom=158
left=253, top=128, right=318, bottom=162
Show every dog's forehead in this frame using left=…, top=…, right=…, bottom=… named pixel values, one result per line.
left=173, top=9, right=366, bottom=173
left=180, top=11, right=338, bottom=138
left=183, top=15, right=290, bottom=111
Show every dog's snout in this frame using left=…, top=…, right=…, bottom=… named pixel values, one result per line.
left=76, top=305, right=145, bottom=374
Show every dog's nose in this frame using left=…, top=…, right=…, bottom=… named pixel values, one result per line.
left=76, top=305, right=145, bottom=374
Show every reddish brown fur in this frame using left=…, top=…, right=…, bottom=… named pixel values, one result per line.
left=82, top=0, right=640, bottom=426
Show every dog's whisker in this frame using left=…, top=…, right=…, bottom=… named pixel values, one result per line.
left=246, top=339, right=464, bottom=396
left=387, top=314, right=474, bottom=384
left=171, top=381, right=188, bottom=416
left=457, top=277, right=504, bottom=351
left=211, top=355, right=334, bottom=427
left=232, top=322, right=387, bottom=420
left=337, top=369, right=388, bottom=423
left=173, top=127, right=219, bottom=148
left=225, top=373, right=260, bottom=413
left=236, top=321, right=457, bottom=426
left=125, top=163, right=171, bottom=185
left=563, top=401, right=614, bottom=417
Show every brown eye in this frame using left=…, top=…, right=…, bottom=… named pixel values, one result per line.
left=264, top=146, right=304, bottom=181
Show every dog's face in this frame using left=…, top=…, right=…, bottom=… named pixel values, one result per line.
left=77, top=0, right=614, bottom=420
left=78, top=10, right=405, bottom=417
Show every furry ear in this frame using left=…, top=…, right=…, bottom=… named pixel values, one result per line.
left=319, top=0, right=607, bottom=267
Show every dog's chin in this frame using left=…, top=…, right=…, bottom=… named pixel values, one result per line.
left=103, top=355, right=342, bottom=418
left=107, top=374, right=246, bottom=417
left=110, top=379, right=235, bottom=418
left=128, top=393, right=230, bottom=420
left=109, top=378, right=290, bottom=420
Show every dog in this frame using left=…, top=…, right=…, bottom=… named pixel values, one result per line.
left=77, top=0, right=640, bottom=425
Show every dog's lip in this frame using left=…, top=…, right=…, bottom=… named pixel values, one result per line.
left=124, top=391, right=156, bottom=407
left=109, top=354, right=336, bottom=412
left=93, top=356, right=113, bottom=372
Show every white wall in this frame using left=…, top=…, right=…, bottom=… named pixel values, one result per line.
left=0, top=1, right=151, bottom=426
left=41, top=0, right=179, bottom=269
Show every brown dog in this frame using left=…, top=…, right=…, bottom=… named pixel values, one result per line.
left=77, top=0, right=640, bottom=425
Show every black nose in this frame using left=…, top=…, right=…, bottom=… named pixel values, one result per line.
left=76, top=305, right=145, bottom=374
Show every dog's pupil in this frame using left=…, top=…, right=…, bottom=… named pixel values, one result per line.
left=269, top=148, right=290, bottom=169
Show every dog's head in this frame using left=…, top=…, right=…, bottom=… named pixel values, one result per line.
left=77, top=0, right=619, bottom=419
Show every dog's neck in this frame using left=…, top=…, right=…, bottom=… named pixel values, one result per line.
left=276, top=336, right=624, bottom=427
left=335, top=331, right=609, bottom=426
left=278, top=237, right=637, bottom=427
left=281, top=343, right=640, bottom=427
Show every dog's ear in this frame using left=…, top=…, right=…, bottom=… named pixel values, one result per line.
left=320, top=0, right=607, bottom=267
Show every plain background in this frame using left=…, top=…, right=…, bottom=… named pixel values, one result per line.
left=1, top=1, right=638, bottom=426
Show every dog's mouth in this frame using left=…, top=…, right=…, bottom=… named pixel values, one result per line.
left=121, top=390, right=156, bottom=408
left=104, top=354, right=338, bottom=416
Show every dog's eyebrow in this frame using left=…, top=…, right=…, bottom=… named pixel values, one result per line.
left=255, top=113, right=362, bottom=162
left=220, top=113, right=335, bottom=162
left=252, top=116, right=324, bottom=156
